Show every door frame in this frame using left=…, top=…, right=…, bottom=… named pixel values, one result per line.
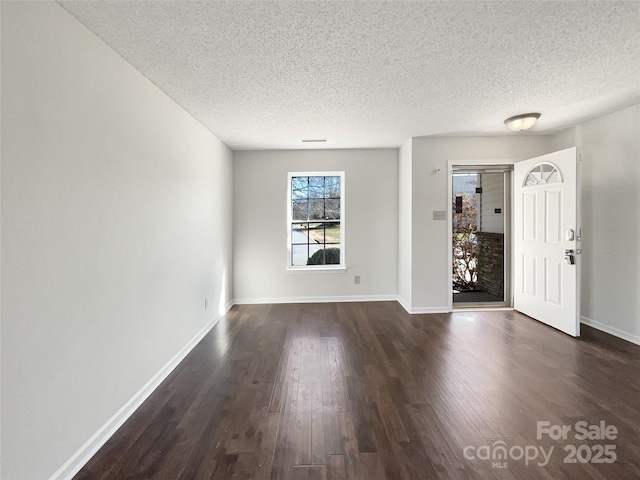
left=447, top=159, right=515, bottom=312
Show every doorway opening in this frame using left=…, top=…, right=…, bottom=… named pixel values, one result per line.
left=451, top=166, right=512, bottom=307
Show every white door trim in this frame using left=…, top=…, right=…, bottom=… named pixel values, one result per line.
left=447, top=159, right=515, bottom=312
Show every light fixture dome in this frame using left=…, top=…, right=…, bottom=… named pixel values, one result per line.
left=504, top=113, right=541, bottom=131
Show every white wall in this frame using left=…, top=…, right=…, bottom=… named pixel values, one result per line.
left=1, top=2, right=233, bottom=479
left=410, top=136, right=551, bottom=311
left=549, top=126, right=576, bottom=152
left=397, top=139, right=413, bottom=309
left=233, top=149, right=398, bottom=302
left=550, top=104, right=640, bottom=343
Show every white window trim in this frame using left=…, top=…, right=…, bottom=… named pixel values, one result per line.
left=287, top=171, right=346, bottom=272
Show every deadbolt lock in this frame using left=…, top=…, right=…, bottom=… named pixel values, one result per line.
left=564, top=249, right=576, bottom=265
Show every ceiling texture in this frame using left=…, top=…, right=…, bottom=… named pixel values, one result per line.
left=58, top=0, right=640, bottom=150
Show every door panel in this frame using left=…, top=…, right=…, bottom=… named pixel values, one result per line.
left=523, top=192, right=536, bottom=241
left=522, top=255, right=536, bottom=296
left=545, top=190, right=562, bottom=243
left=514, top=148, right=580, bottom=336
left=544, top=258, right=561, bottom=305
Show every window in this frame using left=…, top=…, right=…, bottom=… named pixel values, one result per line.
left=287, top=172, right=345, bottom=269
left=523, top=162, right=562, bottom=186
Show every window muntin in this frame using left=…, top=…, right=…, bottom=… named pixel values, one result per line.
left=288, top=172, right=344, bottom=268
left=523, top=162, right=562, bottom=187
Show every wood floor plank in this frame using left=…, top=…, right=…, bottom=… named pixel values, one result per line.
left=74, top=303, right=640, bottom=480
left=325, top=455, right=347, bottom=480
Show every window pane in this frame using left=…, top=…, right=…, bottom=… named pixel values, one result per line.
left=292, top=177, right=308, bottom=199
left=308, top=198, right=325, bottom=220
left=292, top=223, right=309, bottom=245
left=325, top=223, right=340, bottom=244
left=307, top=244, right=324, bottom=264
left=324, top=247, right=340, bottom=264
left=325, top=199, right=340, bottom=220
left=525, top=173, right=538, bottom=186
left=292, top=244, right=309, bottom=266
left=309, top=176, right=325, bottom=199
left=292, top=199, right=308, bottom=221
left=546, top=170, right=561, bottom=184
left=325, top=176, right=340, bottom=198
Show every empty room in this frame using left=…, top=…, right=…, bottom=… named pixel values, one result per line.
left=2, top=1, right=640, bottom=479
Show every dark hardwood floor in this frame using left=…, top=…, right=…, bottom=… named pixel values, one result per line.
left=74, top=302, right=640, bottom=479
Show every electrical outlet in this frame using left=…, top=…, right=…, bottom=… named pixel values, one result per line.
left=354, top=275, right=361, bottom=285
left=433, top=210, right=447, bottom=221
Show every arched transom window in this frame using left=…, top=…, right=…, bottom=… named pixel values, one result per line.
left=523, top=162, right=562, bottom=187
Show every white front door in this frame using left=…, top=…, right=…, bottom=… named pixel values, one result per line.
left=514, top=147, right=580, bottom=336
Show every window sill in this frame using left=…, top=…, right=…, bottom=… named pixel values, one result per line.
left=286, top=266, right=347, bottom=274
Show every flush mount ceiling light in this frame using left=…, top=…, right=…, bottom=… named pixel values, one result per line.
left=504, top=113, right=541, bottom=131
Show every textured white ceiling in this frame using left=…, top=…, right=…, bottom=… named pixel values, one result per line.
left=58, top=0, right=640, bottom=150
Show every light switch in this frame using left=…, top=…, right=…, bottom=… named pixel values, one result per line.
left=433, top=210, right=447, bottom=221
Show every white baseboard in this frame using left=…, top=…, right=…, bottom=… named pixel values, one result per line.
left=407, top=306, right=450, bottom=314
left=49, top=308, right=230, bottom=480
left=233, top=294, right=398, bottom=305
left=234, top=295, right=450, bottom=315
left=396, top=296, right=411, bottom=313
left=581, top=315, right=640, bottom=346
left=254, top=294, right=448, bottom=315
left=396, top=297, right=449, bottom=314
